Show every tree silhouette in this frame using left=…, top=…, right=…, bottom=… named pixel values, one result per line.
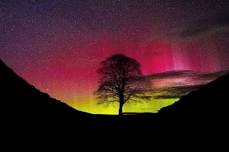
left=95, top=54, right=151, bottom=115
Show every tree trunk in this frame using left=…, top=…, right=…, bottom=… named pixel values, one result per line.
left=118, top=90, right=125, bottom=116
left=118, top=102, right=123, bottom=116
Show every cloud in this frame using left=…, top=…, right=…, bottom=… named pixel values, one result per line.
left=154, top=85, right=202, bottom=99
left=172, top=11, right=229, bottom=39
left=145, top=70, right=229, bottom=83
left=195, top=70, right=229, bottom=81
left=144, top=70, right=194, bottom=79
left=142, top=70, right=229, bottom=99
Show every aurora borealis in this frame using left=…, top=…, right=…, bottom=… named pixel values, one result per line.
left=1, top=0, right=229, bottom=114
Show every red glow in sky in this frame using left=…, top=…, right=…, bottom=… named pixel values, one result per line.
left=17, top=34, right=228, bottom=105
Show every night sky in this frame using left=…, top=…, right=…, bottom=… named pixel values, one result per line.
left=1, top=0, right=229, bottom=114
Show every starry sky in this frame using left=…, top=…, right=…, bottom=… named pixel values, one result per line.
left=1, top=0, right=229, bottom=114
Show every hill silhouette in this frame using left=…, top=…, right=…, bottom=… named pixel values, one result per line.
left=0, top=59, right=92, bottom=129
left=1, top=58, right=229, bottom=132
left=158, top=72, right=229, bottom=130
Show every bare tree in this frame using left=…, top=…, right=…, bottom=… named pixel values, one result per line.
left=95, top=54, right=151, bottom=115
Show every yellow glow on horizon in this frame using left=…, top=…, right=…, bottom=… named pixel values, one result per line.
left=69, top=97, right=178, bottom=115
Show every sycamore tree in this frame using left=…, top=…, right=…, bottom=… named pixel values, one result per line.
left=95, top=54, right=151, bottom=115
